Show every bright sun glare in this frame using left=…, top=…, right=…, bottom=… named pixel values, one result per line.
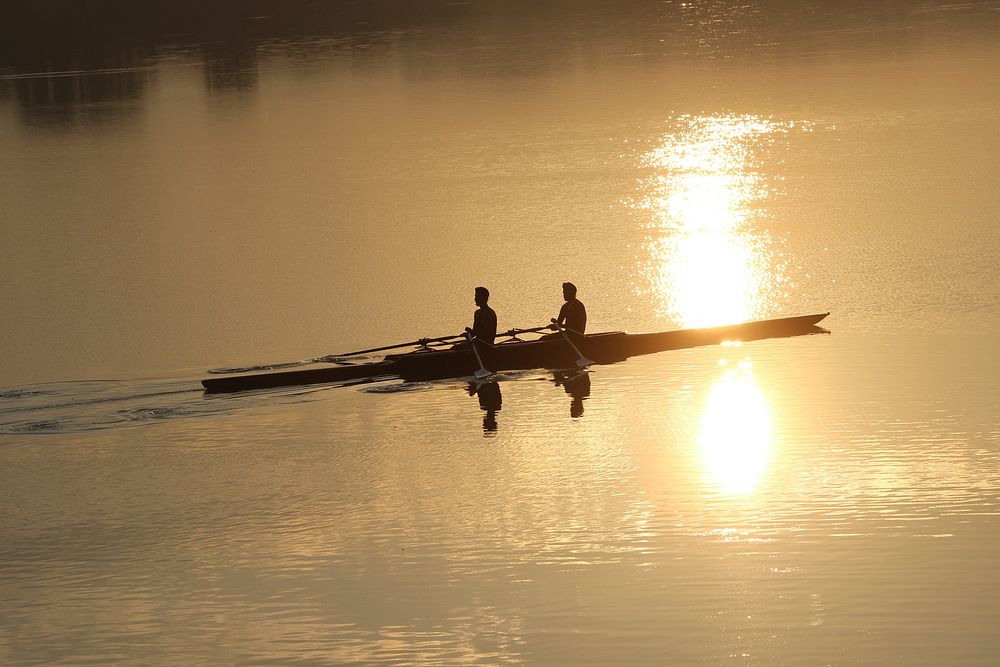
left=637, top=115, right=796, bottom=494
left=640, top=115, right=795, bottom=328
left=699, top=359, right=772, bottom=495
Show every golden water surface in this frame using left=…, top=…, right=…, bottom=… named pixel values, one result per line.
left=2, top=1, right=1000, bottom=664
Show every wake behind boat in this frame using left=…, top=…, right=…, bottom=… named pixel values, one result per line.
left=201, top=313, right=830, bottom=394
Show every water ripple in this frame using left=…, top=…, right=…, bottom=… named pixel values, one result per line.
left=0, top=377, right=349, bottom=437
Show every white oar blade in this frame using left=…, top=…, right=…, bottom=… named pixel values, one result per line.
left=474, top=368, right=494, bottom=379
left=576, top=358, right=594, bottom=368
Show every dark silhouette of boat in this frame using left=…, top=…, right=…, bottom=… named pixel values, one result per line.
left=202, top=313, right=829, bottom=393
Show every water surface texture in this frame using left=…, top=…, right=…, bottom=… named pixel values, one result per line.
left=2, top=1, right=1000, bottom=664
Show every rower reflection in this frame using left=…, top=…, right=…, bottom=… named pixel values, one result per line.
left=469, top=380, right=502, bottom=434
left=553, top=370, right=591, bottom=418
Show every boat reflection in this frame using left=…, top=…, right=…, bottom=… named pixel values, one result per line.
left=469, top=380, right=502, bottom=434
left=640, top=115, right=798, bottom=327
left=699, top=359, right=772, bottom=495
left=553, top=370, right=591, bottom=418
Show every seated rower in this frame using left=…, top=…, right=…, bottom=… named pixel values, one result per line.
left=464, top=286, right=497, bottom=346
left=550, top=281, right=587, bottom=339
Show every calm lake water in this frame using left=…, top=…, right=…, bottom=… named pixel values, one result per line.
left=2, top=1, right=1000, bottom=664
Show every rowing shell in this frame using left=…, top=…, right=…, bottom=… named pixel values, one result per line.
left=201, top=312, right=829, bottom=393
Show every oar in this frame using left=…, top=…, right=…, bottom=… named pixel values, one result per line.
left=497, top=325, right=551, bottom=341
left=465, top=331, right=494, bottom=380
left=208, top=324, right=558, bottom=376
left=209, top=332, right=470, bottom=374
left=317, top=332, right=468, bottom=362
left=316, top=325, right=552, bottom=361
left=551, top=320, right=593, bottom=368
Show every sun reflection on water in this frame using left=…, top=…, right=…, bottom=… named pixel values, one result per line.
left=699, top=357, right=772, bottom=495
left=639, top=115, right=801, bottom=327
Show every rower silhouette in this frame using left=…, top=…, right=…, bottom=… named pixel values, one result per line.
left=465, top=286, right=497, bottom=345
left=550, top=282, right=587, bottom=339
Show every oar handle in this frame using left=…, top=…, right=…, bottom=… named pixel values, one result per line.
left=549, top=319, right=584, bottom=335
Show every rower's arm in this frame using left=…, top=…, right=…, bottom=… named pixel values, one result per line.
left=551, top=303, right=568, bottom=328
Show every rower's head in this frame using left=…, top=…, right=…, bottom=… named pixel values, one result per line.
left=475, top=286, right=490, bottom=306
left=562, top=282, right=577, bottom=301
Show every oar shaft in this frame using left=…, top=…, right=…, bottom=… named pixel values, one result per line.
left=552, top=321, right=592, bottom=365
left=331, top=332, right=466, bottom=358
left=560, top=328, right=585, bottom=358
left=466, top=331, right=493, bottom=378
left=333, top=324, right=555, bottom=357
left=499, top=325, right=551, bottom=337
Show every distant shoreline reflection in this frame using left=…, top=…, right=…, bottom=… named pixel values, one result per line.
left=699, top=359, right=772, bottom=495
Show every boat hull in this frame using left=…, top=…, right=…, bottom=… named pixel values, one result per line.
left=202, top=313, right=829, bottom=393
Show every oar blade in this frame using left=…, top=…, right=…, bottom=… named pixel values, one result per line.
left=474, top=368, right=494, bottom=380
left=576, top=357, right=594, bottom=368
